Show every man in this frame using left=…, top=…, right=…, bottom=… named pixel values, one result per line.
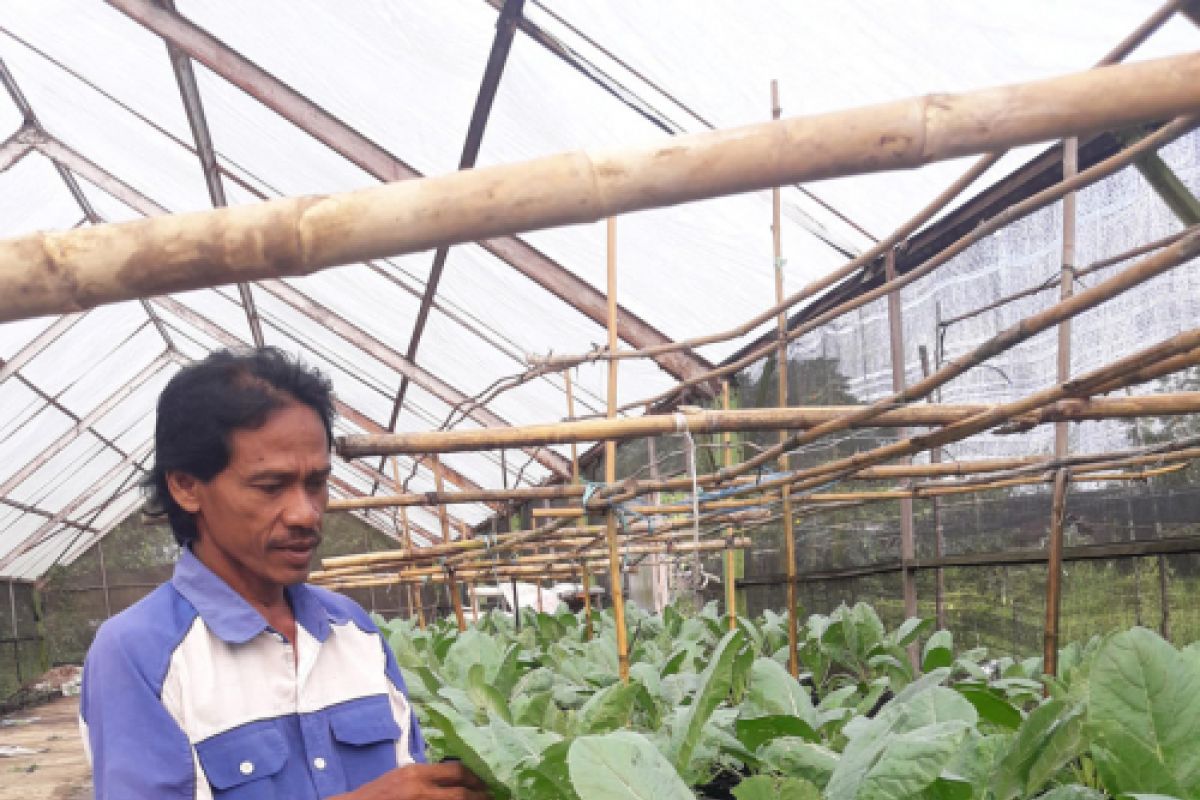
left=81, top=348, right=488, bottom=799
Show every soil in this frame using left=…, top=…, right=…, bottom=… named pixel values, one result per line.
left=0, top=694, right=91, bottom=800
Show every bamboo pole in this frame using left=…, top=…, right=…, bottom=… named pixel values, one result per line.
left=565, top=367, right=592, bottom=640
left=771, top=81, right=800, bottom=679
left=606, top=218, right=630, bottom=682
left=1044, top=135, right=1077, bottom=677
left=387, top=456, right=426, bottom=629
left=4, top=54, right=1200, bottom=324
left=886, top=248, right=918, bottom=652
left=722, top=381, right=737, bottom=631
left=336, top=392, right=1200, bottom=458
left=432, top=457, right=467, bottom=631
left=918, top=344, right=947, bottom=631
left=1043, top=469, right=1070, bottom=676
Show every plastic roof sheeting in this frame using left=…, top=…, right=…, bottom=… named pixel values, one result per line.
left=0, top=1, right=1198, bottom=578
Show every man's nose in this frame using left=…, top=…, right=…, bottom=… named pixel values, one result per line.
left=281, top=485, right=322, bottom=529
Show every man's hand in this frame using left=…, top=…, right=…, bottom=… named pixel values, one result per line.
left=334, top=762, right=492, bottom=800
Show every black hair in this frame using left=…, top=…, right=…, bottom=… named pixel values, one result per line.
left=144, top=347, right=336, bottom=546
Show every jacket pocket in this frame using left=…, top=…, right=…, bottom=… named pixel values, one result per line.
left=328, top=695, right=402, bottom=789
left=195, top=720, right=288, bottom=798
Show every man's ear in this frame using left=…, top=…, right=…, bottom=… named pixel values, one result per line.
left=166, top=471, right=203, bottom=514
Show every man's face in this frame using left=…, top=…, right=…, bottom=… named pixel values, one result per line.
left=169, top=401, right=332, bottom=601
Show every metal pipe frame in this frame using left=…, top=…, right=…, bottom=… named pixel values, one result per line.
left=156, top=0, right=265, bottom=348
left=379, top=0, right=526, bottom=494
left=104, top=0, right=713, bottom=391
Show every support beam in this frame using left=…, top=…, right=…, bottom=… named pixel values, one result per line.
left=104, top=0, right=711, bottom=388
left=0, top=498, right=99, bottom=533
left=387, top=0, right=526, bottom=439
left=6, top=49, right=1200, bottom=323
left=157, top=0, right=265, bottom=347
left=337, top=393, right=1200, bottom=456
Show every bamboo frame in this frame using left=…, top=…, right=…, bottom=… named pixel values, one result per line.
left=508, top=3, right=1188, bottom=383
left=3, top=54, right=1200, bottom=324
left=722, top=382, right=738, bottom=631
left=606, top=218, right=631, bottom=682
left=336, top=392, right=1200, bottom=458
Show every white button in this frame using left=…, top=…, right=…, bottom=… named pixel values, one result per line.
left=239, top=761, right=254, bottom=776
left=313, top=757, right=327, bottom=771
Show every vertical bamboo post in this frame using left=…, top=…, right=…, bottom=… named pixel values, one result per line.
left=565, top=368, right=593, bottom=640
left=772, top=81, right=800, bottom=678
left=433, top=456, right=467, bottom=631
left=399, top=507, right=426, bottom=630
left=886, top=248, right=918, bottom=669
left=918, top=344, right=946, bottom=631
left=1044, top=469, right=1069, bottom=675
left=459, top=521, right=480, bottom=623
left=606, top=216, right=631, bottom=682
left=1044, top=136, right=1077, bottom=676
left=392, top=458, right=425, bottom=629
left=722, top=381, right=738, bottom=631
left=96, top=535, right=113, bottom=619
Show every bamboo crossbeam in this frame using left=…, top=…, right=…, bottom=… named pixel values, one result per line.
left=530, top=462, right=1187, bottom=518
left=3, top=54, right=1200, bottom=323
left=336, top=392, right=1200, bottom=458
left=326, top=455, right=1052, bottom=511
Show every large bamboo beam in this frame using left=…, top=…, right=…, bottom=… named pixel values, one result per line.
left=4, top=53, right=1200, bottom=323
left=337, top=393, right=1200, bottom=456
left=104, top=0, right=710, bottom=388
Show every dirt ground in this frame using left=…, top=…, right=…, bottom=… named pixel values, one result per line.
left=0, top=694, right=91, bottom=800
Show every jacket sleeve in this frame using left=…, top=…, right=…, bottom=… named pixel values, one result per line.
left=81, top=622, right=198, bottom=799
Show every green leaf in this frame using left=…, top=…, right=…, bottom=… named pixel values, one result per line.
left=576, top=681, right=641, bottom=735
left=891, top=617, right=934, bottom=648
left=743, top=657, right=817, bottom=726
left=955, top=686, right=1022, bottom=730
left=732, top=775, right=821, bottom=800
left=991, top=699, right=1083, bottom=800
left=467, top=663, right=512, bottom=723
left=835, top=720, right=971, bottom=800
left=660, top=648, right=688, bottom=677
left=755, top=737, right=839, bottom=788
left=517, top=740, right=580, bottom=800
left=568, top=731, right=693, bottom=800
left=735, top=714, right=819, bottom=750
left=424, top=704, right=511, bottom=799
left=826, top=686, right=976, bottom=800
left=442, top=628, right=504, bottom=687
left=1087, top=627, right=1200, bottom=797
left=668, top=629, right=745, bottom=775
left=922, top=630, right=954, bottom=672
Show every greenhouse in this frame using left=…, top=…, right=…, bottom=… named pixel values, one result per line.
left=2, top=1, right=1200, bottom=798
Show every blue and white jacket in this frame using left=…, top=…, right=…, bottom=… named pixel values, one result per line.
left=80, top=548, right=426, bottom=799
